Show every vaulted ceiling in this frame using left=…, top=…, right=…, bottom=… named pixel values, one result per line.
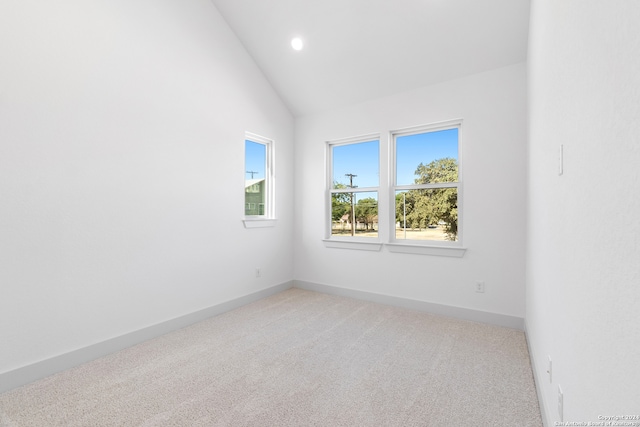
left=210, top=0, right=530, bottom=117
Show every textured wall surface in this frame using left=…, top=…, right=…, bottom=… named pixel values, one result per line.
left=527, top=0, right=640, bottom=423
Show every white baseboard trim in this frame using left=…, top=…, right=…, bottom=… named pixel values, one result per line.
left=0, top=281, right=293, bottom=394
left=524, top=321, right=549, bottom=427
left=1, top=280, right=525, bottom=395
left=294, top=280, right=525, bottom=330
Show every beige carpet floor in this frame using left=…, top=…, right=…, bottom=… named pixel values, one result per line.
left=0, top=288, right=542, bottom=426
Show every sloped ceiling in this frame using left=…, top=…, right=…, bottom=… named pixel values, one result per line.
left=211, top=0, right=530, bottom=116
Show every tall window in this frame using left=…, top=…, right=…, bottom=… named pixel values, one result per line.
left=244, top=133, right=274, bottom=218
left=392, top=121, right=461, bottom=244
left=327, top=136, right=379, bottom=239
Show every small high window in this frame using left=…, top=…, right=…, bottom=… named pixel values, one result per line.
left=244, top=133, right=274, bottom=220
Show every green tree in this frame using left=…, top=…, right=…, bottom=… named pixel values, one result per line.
left=410, top=157, right=458, bottom=240
left=331, top=182, right=351, bottom=222
left=355, top=197, right=377, bottom=231
left=395, top=192, right=411, bottom=228
left=396, top=191, right=426, bottom=229
left=414, top=157, right=458, bottom=184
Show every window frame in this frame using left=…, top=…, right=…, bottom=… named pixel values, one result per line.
left=324, top=133, right=383, bottom=251
left=243, top=132, right=276, bottom=228
left=389, top=119, right=463, bottom=250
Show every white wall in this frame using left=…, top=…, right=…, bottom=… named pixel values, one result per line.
left=527, top=0, right=640, bottom=423
left=0, top=0, right=294, bottom=374
left=293, top=64, right=528, bottom=320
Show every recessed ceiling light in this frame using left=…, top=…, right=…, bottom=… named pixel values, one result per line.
left=291, top=37, right=304, bottom=51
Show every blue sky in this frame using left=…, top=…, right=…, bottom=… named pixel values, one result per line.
left=245, top=140, right=266, bottom=180
left=332, top=140, right=379, bottom=189
left=396, top=128, right=458, bottom=185
left=331, top=128, right=458, bottom=189
left=245, top=129, right=458, bottom=187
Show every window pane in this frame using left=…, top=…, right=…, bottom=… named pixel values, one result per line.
left=395, top=188, right=458, bottom=241
left=245, top=140, right=266, bottom=216
left=331, top=191, right=378, bottom=238
left=332, top=140, right=379, bottom=189
left=396, top=128, right=458, bottom=186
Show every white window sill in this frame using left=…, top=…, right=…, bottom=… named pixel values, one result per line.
left=243, top=218, right=277, bottom=228
left=385, top=243, right=466, bottom=257
left=322, top=239, right=383, bottom=251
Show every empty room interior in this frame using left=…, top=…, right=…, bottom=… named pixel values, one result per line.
left=1, top=0, right=639, bottom=426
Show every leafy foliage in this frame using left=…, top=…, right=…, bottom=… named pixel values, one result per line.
left=331, top=182, right=351, bottom=221
left=355, top=197, right=377, bottom=230
left=331, top=157, right=458, bottom=240
left=414, top=157, right=458, bottom=184
left=397, top=157, right=458, bottom=240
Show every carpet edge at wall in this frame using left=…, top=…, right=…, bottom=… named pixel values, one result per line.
left=294, top=280, right=525, bottom=330
left=0, top=281, right=294, bottom=394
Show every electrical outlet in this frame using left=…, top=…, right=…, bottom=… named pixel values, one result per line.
left=547, top=356, right=552, bottom=383
left=558, top=385, right=563, bottom=422
left=255, top=268, right=261, bottom=278
left=475, top=281, right=485, bottom=293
